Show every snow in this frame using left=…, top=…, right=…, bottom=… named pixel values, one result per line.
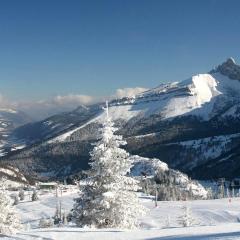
left=100, top=104, right=142, bottom=122
left=130, top=155, right=169, bottom=175
left=12, top=225, right=240, bottom=240
left=173, top=133, right=240, bottom=169
left=6, top=189, right=240, bottom=240
left=15, top=189, right=78, bottom=228
left=11, top=145, right=26, bottom=152
left=160, top=74, right=220, bottom=120
left=3, top=180, right=25, bottom=189
left=130, top=155, right=207, bottom=199
left=47, top=116, right=100, bottom=143
left=44, top=120, right=53, bottom=126
left=0, top=108, right=18, bottom=114
left=114, top=72, right=240, bottom=122
left=191, top=74, right=220, bottom=104
left=0, top=168, right=19, bottom=178
left=0, top=167, right=27, bottom=187
left=45, top=71, right=240, bottom=144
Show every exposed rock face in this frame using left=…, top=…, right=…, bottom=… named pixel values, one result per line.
left=211, top=57, right=240, bottom=80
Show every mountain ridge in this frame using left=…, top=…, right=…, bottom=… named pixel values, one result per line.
left=1, top=58, right=240, bottom=180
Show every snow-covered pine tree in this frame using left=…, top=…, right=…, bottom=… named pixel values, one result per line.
left=19, top=189, right=25, bottom=201
left=0, top=178, right=22, bottom=234
left=164, top=215, right=171, bottom=228
left=39, top=217, right=54, bottom=228
left=178, top=205, right=196, bottom=227
left=62, top=212, right=68, bottom=225
left=31, top=190, right=39, bottom=201
left=13, top=195, right=19, bottom=205
left=53, top=202, right=61, bottom=224
left=72, top=102, right=145, bottom=229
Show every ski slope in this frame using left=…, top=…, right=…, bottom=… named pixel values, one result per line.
left=4, top=189, right=240, bottom=239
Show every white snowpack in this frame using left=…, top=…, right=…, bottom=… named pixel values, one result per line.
left=45, top=72, right=240, bottom=144
left=130, top=155, right=207, bottom=199
left=5, top=189, right=240, bottom=240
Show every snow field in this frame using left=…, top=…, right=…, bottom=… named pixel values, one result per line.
left=7, top=189, right=240, bottom=240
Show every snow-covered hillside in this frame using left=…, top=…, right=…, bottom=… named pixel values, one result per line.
left=131, top=155, right=208, bottom=199
left=4, top=189, right=240, bottom=240
left=0, top=108, right=31, bottom=157
left=166, top=133, right=240, bottom=170
left=0, top=165, right=28, bottom=188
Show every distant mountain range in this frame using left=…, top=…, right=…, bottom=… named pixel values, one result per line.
left=1, top=58, right=240, bottom=180
left=0, top=109, right=32, bottom=156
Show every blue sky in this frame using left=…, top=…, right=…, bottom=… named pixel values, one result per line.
left=0, top=0, right=240, bottom=102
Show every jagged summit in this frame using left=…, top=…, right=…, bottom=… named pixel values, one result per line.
left=211, top=57, right=240, bottom=80
left=226, top=57, right=236, bottom=64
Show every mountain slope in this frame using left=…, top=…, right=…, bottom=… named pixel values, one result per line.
left=0, top=104, right=100, bottom=156
left=0, top=163, right=29, bottom=187
left=2, top=58, right=240, bottom=180
left=0, top=108, right=32, bottom=156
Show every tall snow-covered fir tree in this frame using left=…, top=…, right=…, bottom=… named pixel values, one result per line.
left=72, top=102, right=145, bottom=229
left=0, top=178, right=22, bottom=234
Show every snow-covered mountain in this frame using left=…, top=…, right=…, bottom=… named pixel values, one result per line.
left=0, top=164, right=29, bottom=188
left=2, top=58, right=240, bottom=180
left=0, top=109, right=32, bottom=156
left=130, top=155, right=208, bottom=199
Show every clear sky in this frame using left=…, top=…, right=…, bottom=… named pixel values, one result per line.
left=0, top=0, right=240, bottom=102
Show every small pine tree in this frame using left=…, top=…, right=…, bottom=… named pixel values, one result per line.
left=207, top=187, right=214, bottom=199
left=72, top=102, right=146, bottom=229
left=178, top=205, right=196, bottom=227
left=13, top=195, right=19, bottom=205
left=39, top=217, right=54, bottom=228
left=188, top=185, right=193, bottom=200
left=164, top=215, right=171, bottom=228
left=19, top=189, right=25, bottom=201
left=62, top=212, right=68, bottom=225
left=226, top=187, right=230, bottom=198
left=0, top=178, right=22, bottom=234
left=232, top=187, right=235, bottom=198
left=38, top=218, right=45, bottom=228
left=54, top=202, right=61, bottom=224
left=25, top=222, right=31, bottom=231
left=31, top=190, right=39, bottom=201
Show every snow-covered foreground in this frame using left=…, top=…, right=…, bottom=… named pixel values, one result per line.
left=6, top=190, right=240, bottom=239
left=7, top=224, right=240, bottom=240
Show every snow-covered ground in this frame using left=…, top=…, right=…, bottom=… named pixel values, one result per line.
left=5, top=189, right=240, bottom=239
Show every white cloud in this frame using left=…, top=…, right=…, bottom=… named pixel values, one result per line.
left=0, top=94, right=13, bottom=109
left=0, top=87, right=149, bottom=120
left=113, top=87, right=148, bottom=99
left=0, top=93, right=96, bottom=120
left=17, top=94, right=97, bottom=120
left=52, top=94, right=94, bottom=106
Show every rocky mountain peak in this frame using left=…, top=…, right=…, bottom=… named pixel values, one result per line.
left=225, top=57, right=236, bottom=65
left=211, top=57, right=240, bottom=80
